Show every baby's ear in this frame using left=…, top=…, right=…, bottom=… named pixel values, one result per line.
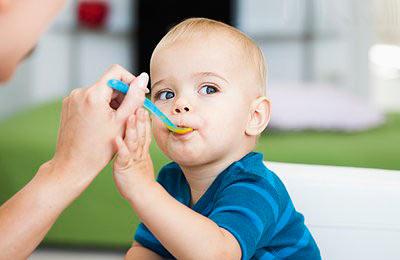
left=245, top=96, right=271, bottom=136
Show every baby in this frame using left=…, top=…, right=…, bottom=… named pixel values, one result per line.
left=113, top=18, right=321, bottom=259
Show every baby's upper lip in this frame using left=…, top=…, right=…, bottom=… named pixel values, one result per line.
left=176, top=123, right=196, bottom=130
left=173, top=119, right=197, bottom=130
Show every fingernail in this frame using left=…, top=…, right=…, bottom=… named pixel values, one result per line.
left=137, top=72, right=149, bottom=93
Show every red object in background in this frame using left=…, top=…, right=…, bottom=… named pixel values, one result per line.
left=77, top=0, right=109, bottom=29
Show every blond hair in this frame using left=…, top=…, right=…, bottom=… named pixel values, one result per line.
left=151, top=17, right=267, bottom=95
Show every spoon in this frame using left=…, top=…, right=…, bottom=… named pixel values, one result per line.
left=108, top=79, right=193, bottom=134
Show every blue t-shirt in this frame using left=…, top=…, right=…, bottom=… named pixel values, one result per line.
left=134, top=152, right=321, bottom=259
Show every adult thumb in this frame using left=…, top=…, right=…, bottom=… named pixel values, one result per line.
left=116, top=72, right=149, bottom=121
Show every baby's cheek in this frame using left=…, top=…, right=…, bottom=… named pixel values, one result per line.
left=208, top=113, right=237, bottom=136
left=210, top=115, right=244, bottom=142
left=203, top=122, right=228, bottom=144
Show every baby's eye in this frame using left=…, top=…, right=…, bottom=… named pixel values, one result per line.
left=157, top=90, right=175, bottom=100
left=199, top=85, right=218, bottom=95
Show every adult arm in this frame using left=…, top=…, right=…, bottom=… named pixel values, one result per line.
left=0, top=65, right=148, bottom=259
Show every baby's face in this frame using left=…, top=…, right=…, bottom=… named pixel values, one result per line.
left=150, top=34, right=257, bottom=166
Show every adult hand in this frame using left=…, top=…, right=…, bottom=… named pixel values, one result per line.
left=51, top=65, right=149, bottom=184
left=0, top=65, right=149, bottom=259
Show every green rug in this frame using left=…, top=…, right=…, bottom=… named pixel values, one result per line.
left=0, top=101, right=399, bottom=248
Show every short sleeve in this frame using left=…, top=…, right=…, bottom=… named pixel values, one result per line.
left=208, top=177, right=278, bottom=260
left=134, top=223, right=174, bottom=258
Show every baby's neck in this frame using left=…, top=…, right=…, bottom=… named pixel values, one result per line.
left=180, top=149, right=252, bottom=206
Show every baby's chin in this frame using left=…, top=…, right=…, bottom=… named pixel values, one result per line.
left=164, top=147, right=211, bottom=167
left=156, top=130, right=224, bottom=167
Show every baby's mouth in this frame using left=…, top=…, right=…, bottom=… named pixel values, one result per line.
left=171, top=124, right=196, bottom=136
left=177, top=124, right=195, bottom=132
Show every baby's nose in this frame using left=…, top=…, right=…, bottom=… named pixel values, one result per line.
left=172, top=99, right=192, bottom=114
left=174, top=106, right=190, bottom=114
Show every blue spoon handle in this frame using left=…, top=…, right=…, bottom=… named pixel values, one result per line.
left=107, top=79, right=175, bottom=128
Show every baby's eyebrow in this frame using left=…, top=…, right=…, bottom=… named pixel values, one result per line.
left=194, top=72, right=229, bottom=84
left=151, top=79, right=166, bottom=91
left=151, top=72, right=228, bottom=92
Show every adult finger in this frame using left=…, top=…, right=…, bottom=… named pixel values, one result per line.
left=99, top=64, right=135, bottom=86
left=116, top=72, right=149, bottom=121
left=94, top=64, right=135, bottom=103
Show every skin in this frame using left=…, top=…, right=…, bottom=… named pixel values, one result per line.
left=0, top=66, right=149, bottom=259
left=113, top=31, right=271, bottom=259
left=0, top=0, right=67, bottom=82
left=0, top=2, right=150, bottom=258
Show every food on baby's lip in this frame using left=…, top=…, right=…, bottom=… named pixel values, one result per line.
left=167, top=124, right=193, bottom=134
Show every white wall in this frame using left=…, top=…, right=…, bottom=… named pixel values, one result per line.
left=237, top=0, right=373, bottom=96
left=0, top=0, right=378, bottom=119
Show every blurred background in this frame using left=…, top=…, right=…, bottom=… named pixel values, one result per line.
left=0, top=0, right=399, bottom=257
